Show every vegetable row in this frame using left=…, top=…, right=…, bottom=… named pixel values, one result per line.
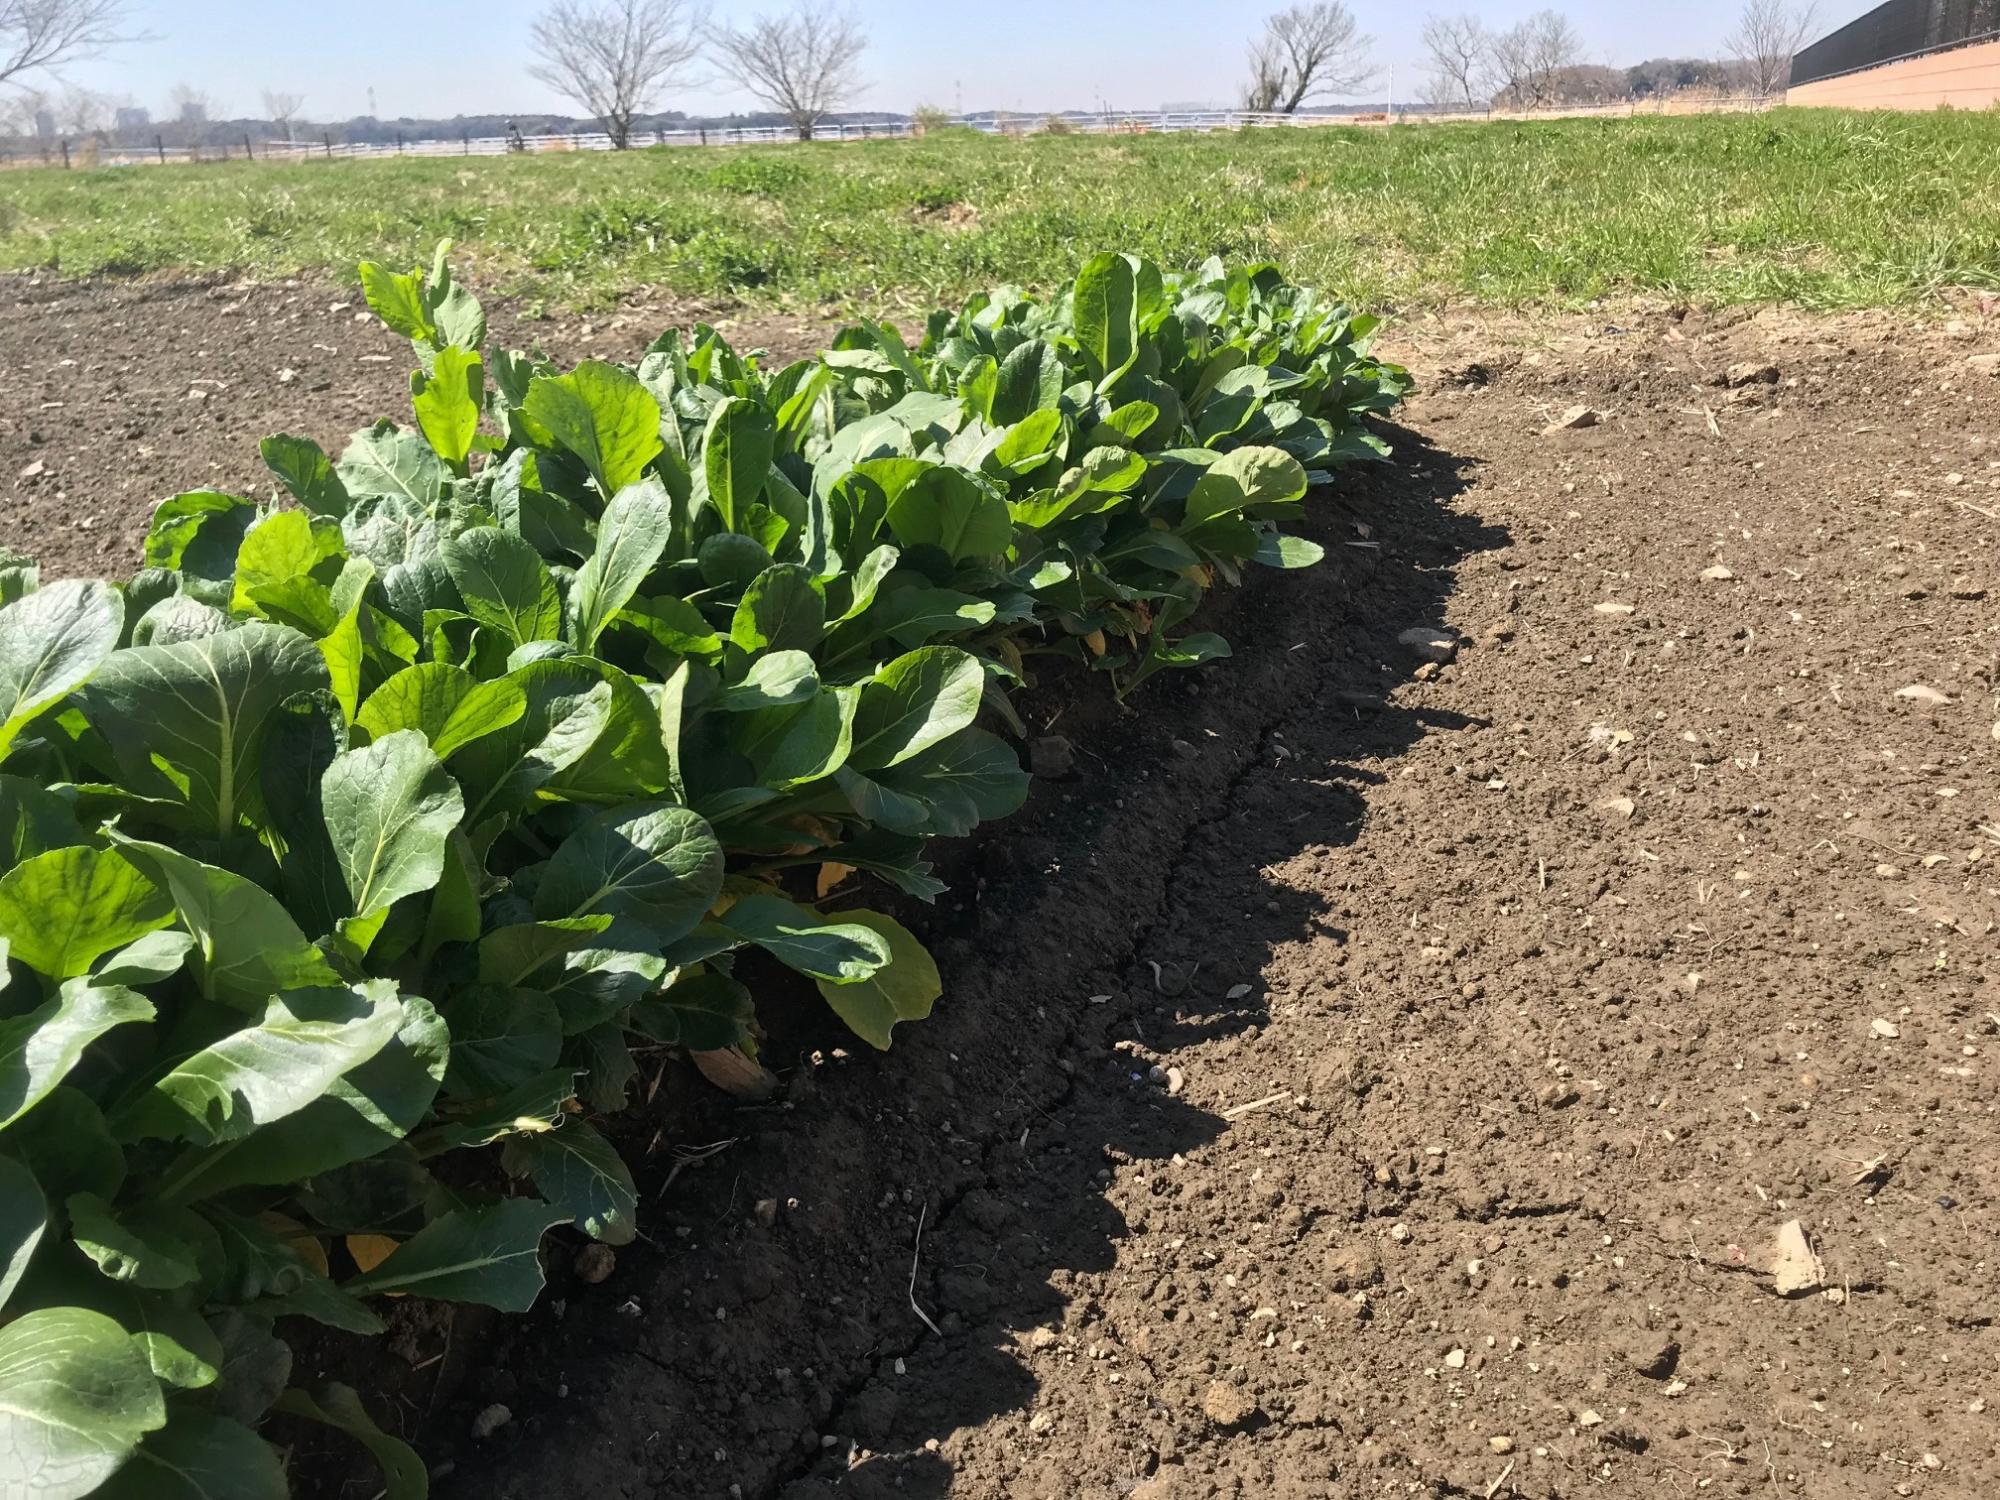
left=0, top=246, right=1408, bottom=1497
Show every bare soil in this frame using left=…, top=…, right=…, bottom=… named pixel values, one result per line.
left=4, top=279, right=1998, bottom=1500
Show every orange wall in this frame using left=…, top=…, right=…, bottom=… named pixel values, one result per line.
left=1787, top=36, right=2000, bottom=110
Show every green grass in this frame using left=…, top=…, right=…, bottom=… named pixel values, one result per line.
left=4, top=108, right=1999, bottom=314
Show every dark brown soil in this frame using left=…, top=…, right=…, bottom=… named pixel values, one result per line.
left=0, top=273, right=833, bottom=579
left=5, top=282, right=1998, bottom=1500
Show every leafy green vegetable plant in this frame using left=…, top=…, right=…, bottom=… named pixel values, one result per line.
left=0, top=243, right=1407, bottom=1496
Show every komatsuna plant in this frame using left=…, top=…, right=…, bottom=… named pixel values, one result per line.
left=0, top=243, right=1407, bottom=1496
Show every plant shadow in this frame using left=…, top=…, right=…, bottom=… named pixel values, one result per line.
left=421, top=415, right=1505, bottom=1500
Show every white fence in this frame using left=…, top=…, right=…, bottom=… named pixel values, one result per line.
left=9, top=96, right=1778, bottom=171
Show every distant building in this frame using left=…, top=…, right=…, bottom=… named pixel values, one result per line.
left=1790, top=0, right=2000, bottom=109
left=33, top=109, right=55, bottom=138
left=115, top=106, right=150, bottom=130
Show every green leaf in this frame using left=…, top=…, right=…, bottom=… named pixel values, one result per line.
left=0, top=845, right=171, bottom=980
left=524, top=360, right=663, bottom=499
left=104, top=835, right=339, bottom=1008
left=450, top=660, right=612, bottom=823
left=703, top=396, right=776, bottom=532
left=65, top=1192, right=200, bottom=1290
left=716, top=893, right=892, bottom=982
left=411, top=346, right=483, bottom=466
left=142, top=491, right=254, bottom=582
left=440, top=527, right=562, bottom=649
left=0, top=1307, right=165, bottom=1500
left=0, top=579, right=124, bottom=762
left=504, top=1119, right=636, bottom=1246
left=884, top=466, right=1012, bottom=561
left=0, top=979, right=153, bottom=1132
left=259, top=434, right=350, bottom=518
left=92, top=930, right=194, bottom=987
left=713, top=649, right=818, bottom=712
left=123, top=1295, right=221, bottom=1392
left=78, top=623, right=328, bottom=838
left=336, top=422, right=450, bottom=507
left=157, top=997, right=446, bottom=1203
left=1252, top=532, right=1324, bottom=569
left=230, top=510, right=334, bottom=617
left=848, top=647, right=985, bottom=772
left=345, top=1198, right=564, bottom=1310
left=627, top=971, right=752, bottom=1051
left=1072, top=251, right=1139, bottom=383
left=616, top=593, right=721, bottom=659
left=0, top=773, right=86, bottom=870
left=535, top=802, right=724, bottom=941
left=356, top=663, right=526, bottom=760
left=571, top=477, right=673, bottom=651
left=876, top=725, right=1030, bottom=836
left=734, top=686, right=857, bottom=789
left=3, top=1086, right=123, bottom=1203
left=95, top=1413, right=287, bottom=1500
left=730, top=565, right=824, bottom=653
left=813, top=910, right=941, bottom=1050
left=272, top=1384, right=426, bottom=1500
left=319, top=596, right=365, bottom=724
left=321, top=730, right=464, bottom=924
left=475, top=917, right=613, bottom=987
left=440, top=987, right=562, bottom=1098
left=206, top=1310, right=290, bottom=1427
left=1186, top=446, right=1307, bottom=523
left=0, top=1154, right=44, bottom=1314
left=358, top=260, right=434, bottom=342
left=110, top=982, right=403, bottom=1146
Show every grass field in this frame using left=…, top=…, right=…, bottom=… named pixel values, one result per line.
left=3, top=108, right=1999, bottom=314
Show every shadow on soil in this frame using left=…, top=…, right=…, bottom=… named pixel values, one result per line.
left=359, top=418, right=1504, bottom=1500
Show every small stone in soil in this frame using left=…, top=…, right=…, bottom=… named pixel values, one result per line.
left=573, top=1243, right=616, bottom=1284
left=472, top=1404, right=512, bottom=1439
left=1489, top=1435, right=1515, bottom=1454
left=1398, top=627, right=1458, bottom=663
left=1029, top=735, right=1077, bottom=778
left=1723, top=361, right=1780, bottom=387
left=1201, top=1380, right=1259, bottom=1428
left=1623, top=1334, right=1680, bottom=1378
left=1893, top=684, right=1952, bottom=705
left=1542, top=404, right=1601, bottom=434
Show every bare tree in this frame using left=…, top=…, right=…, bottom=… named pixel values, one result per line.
left=0, top=83, right=43, bottom=137
left=1, top=0, right=129, bottom=88
left=1419, top=12, right=1489, bottom=111
left=53, top=80, right=102, bottom=134
left=1489, top=10, right=1582, bottom=110
left=260, top=88, right=303, bottom=140
left=1724, top=0, right=1819, bottom=97
left=710, top=2, right=866, bottom=141
left=528, top=0, right=706, bottom=148
left=1243, top=2, right=1376, bottom=114
left=1242, top=35, right=1287, bottom=111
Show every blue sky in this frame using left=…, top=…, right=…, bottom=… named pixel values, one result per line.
left=40, top=0, right=1864, bottom=120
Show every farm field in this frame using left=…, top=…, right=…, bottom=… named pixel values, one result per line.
left=3, top=109, right=2000, bottom=314
left=2, top=111, right=1998, bottom=1500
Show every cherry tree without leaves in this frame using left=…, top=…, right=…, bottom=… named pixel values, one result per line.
left=710, top=2, right=865, bottom=141
left=1724, top=0, right=1820, bottom=97
left=1242, top=3, right=1376, bottom=115
left=1, top=0, right=130, bottom=88
left=529, top=0, right=706, bottom=149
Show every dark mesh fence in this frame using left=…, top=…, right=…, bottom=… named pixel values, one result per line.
left=1793, top=0, right=2000, bottom=86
